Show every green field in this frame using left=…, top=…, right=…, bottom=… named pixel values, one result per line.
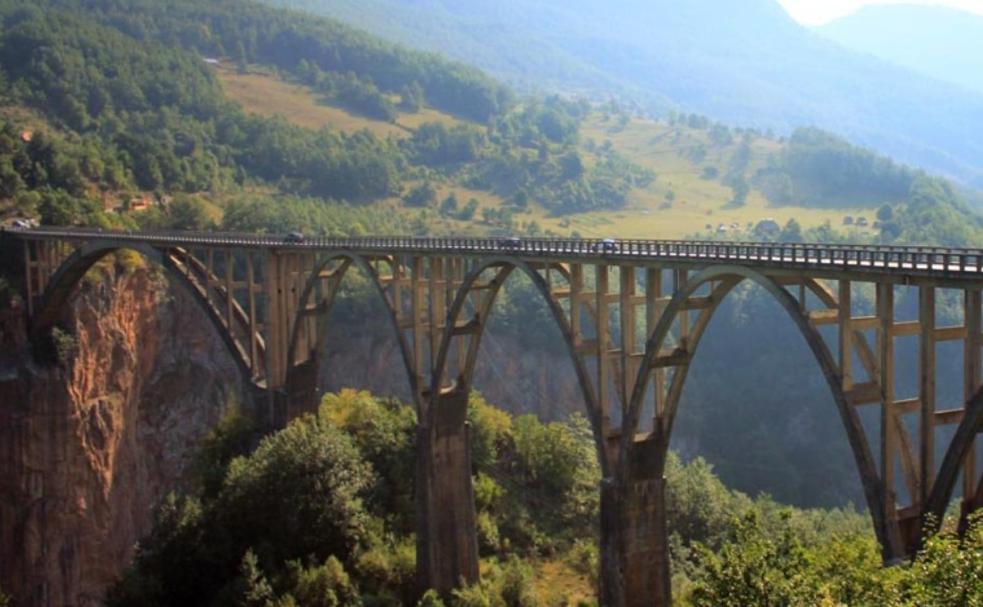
left=541, top=116, right=882, bottom=239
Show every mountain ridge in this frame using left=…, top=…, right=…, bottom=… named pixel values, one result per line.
left=818, top=3, right=983, bottom=96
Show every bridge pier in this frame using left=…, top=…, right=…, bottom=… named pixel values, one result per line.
left=600, top=437, right=672, bottom=607
left=283, top=355, right=321, bottom=421
left=416, top=388, right=480, bottom=594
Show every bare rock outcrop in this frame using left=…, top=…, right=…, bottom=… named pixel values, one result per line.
left=0, top=268, right=243, bottom=606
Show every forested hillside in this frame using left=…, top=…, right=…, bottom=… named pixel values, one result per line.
left=264, top=0, right=983, bottom=188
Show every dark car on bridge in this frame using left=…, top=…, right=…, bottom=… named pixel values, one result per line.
left=592, top=238, right=619, bottom=253
left=498, top=236, right=522, bottom=251
left=283, top=231, right=305, bottom=244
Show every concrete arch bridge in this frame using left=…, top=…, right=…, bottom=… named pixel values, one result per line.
left=4, top=227, right=983, bottom=607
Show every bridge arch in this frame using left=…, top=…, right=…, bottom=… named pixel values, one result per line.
left=429, top=257, right=609, bottom=473
left=926, top=386, right=983, bottom=532
left=285, top=251, right=421, bottom=411
left=624, top=264, right=895, bottom=554
left=31, top=240, right=258, bottom=384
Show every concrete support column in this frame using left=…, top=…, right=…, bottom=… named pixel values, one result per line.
left=599, top=439, right=671, bottom=607
left=416, top=388, right=479, bottom=594
left=284, top=354, right=321, bottom=421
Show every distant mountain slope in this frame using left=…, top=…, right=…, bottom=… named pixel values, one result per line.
left=264, top=0, right=983, bottom=187
left=818, top=4, right=983, bottom=96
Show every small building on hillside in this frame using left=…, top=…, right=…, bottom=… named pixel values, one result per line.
left=129, top=194, right=153, bottom=212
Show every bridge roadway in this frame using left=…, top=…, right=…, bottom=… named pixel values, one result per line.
left=4, top=225, right=983, bottom=607
left=9, top=226, right=983, bottom=284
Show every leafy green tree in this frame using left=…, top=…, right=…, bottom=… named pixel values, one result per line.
left=282, top=556, right=361, bottom=607
left=690, top=512, right=812, bottom=607
left=899, top=513, right=983, bottom=606
left=780, top=218, right=803, bottom=242
left=107, top=412, right=373, bottom=606
left=417, top=590, right=446, bottom=607
left=233, top=549, right=276, bottom=607
left=458, top=198, right=479, bottom=221
left=499, top=556, right=538, bottom=607
left=727, top=175, right=749, bottom=207
left=405, top=182, right=438, bottom=207
left=877, top=204, right=894, bottom=222
left=164, top=196, right=210, bottom=230
left=399, top=81, right=424, bottom=113
left=440, top=193, right=459, bottom=216
left=319, top=390, right=416, bottom=532
left=217, top=415, right=373, bottom=572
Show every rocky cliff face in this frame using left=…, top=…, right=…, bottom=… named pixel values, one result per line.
left=0, top=267, right=243, bottom=606
left=319, top=327, right=585, bottom=422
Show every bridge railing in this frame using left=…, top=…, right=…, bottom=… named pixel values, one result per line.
left=6, top=227, right=983, bottom=276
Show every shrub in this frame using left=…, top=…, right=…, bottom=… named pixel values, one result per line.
left=355, top=538, right=416, bottom=605
left=499, top=556, right=538, bottom=607
left=216, top=414, right=373, bottom=572
left=319, top=390, right=416, bottom=532
left=50, top=326, right=77, bottom=365
left=283, top=556, right=361, bottom=607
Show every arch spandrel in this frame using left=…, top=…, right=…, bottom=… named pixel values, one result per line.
left=429, top=257, right=614, bottom=473
left=284, top=251, right=423, bottom=412
left=624, top=265, right=896, bottom=555
left=32, top=240, right=262, bottom=386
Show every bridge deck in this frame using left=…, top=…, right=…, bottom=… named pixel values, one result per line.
left=6, top=226, right=983, bottom=285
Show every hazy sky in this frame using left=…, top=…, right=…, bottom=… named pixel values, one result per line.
left=778, top=0, right=983, bottom=25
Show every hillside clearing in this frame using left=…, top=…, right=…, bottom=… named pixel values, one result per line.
left=214, top=65, right=467, bottom=137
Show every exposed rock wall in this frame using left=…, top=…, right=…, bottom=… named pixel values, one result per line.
left=0, top=268, right=243, bottom=606
left=318, top=328, right=585, bottom=421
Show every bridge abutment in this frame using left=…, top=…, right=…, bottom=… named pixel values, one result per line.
left=416, top=388, right=480, bottom=595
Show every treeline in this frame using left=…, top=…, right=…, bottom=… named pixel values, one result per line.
left=756, top=127, right=917, bottom=208
left=102, top=389, right=982, bottom=606
left=295, top=62, right=399, bottom=122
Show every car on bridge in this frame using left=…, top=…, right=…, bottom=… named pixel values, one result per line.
left=498, top=236, right=522, bottom=251
left=592, top=238, right=619, bottom=253
left=4, top=218, right=34, bottom=229
left=283, top=231, right=305, bottom=244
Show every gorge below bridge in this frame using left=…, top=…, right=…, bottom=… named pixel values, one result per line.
left=3, top=226, right=983, bottom=607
